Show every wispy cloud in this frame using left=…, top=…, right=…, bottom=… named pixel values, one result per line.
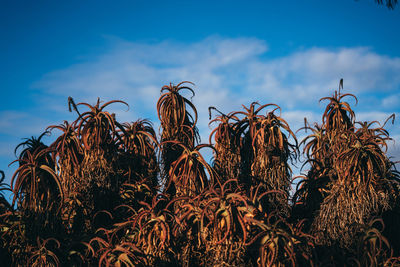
left=33, top=37, right=400, bottom=155
left=247, top=47, right=400, bottom=109
left=382, top=93, right=400, bottom=109
left=34, top=37, right=400, bottom=112
left=2, top=36, right=399, bottom=175
left=0, top=111, right=51, bottom=136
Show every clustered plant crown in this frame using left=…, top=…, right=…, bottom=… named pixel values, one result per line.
left=0, top=80, right=399, bottom=266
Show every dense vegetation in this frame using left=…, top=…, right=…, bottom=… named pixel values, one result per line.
left=0, top=80, right=399, bottom=266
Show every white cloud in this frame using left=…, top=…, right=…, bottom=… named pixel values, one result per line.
left=33, top=42, right=397, bottom=147
left=247, top=47, right=400, bottom=110
left=0, top=111, right=51, bottom=136
left=34, top=37, right=400, bottom=117
left=356, top=111, right=396, bottom=124
left=382, top=93, right=400, bottom=109
left=0, top=36, right=397, bottom=176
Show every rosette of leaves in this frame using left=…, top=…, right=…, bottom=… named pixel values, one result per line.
left=231, top=102, right=297, bottom=216
left=47, top=120, right=83, bottom=195
left=251, top=108, right=297, bottom=216
left=245, top=216, right=315, bottom=267
left=107, top=195, right=176, bottom=265
left=209, top=107, right=242, bottom=185
left=11, top=137, right=64, bottom=241
left=14, top=132, right=50, bottom=163
left=298, top=122, right=335, bottom=182
left=320, top=80, right=356, bottom=139
left=74, top=98, right=127, bottom=153
left=11, top=136, right=62, bottom=212
left=130, top=195, right=176, bottom=265
left=198, top=180, right=254, bottom=266
left=156, top=82, right=200, bottom=192
left=116, top=119, right=158, bottom=191
left=165, top=142, right=217, bottom=198
left=229, top=102, right=267, bottom=186
left=73, top=98, right=127, bottom=189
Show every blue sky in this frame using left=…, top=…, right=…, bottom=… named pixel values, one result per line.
left=1, top=0, right=400, bottom=195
